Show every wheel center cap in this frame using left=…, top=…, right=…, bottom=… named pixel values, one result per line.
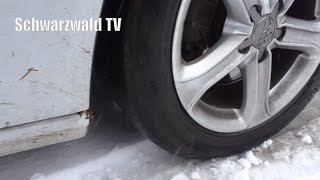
left=253, top=17, right=276, bottom=48
left=238, top=3, right=283, bottom=61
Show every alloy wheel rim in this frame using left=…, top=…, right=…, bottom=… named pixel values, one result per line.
left=172, top=0, right=320, bottom=133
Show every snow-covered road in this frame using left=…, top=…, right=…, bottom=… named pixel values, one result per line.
left=1, top=93, right=320, bottom=180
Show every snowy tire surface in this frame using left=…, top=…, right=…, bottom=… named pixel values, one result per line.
left=124, top=0, right=320, bottom=159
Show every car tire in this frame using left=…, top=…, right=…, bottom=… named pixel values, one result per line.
left=124, top=0, right=320, bottom=158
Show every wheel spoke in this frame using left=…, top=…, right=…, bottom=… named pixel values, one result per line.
left=316, top=0, right=320, bottom=18
left=250, top=0, right=279, bottom=15
left=223, top=0, right=285, bottom=23
left=279, top=0, right=295, bottom=16
left=239, top=38, right=253, bottom=52
left=174, top=35, right=247, bottom=82
left=277, top=17, right=320, bottom=54
left=175, top=46, right=257, bottom=111
left=269, top=54, right=320, bottom=116
left=223, top=0, right=252, bottom=25
left=248, top=6, right=262, bottom=24
left=242, top=0, right=292, bottom=16
left=240, top=49, right=272, bottom=127
left=223, top=17, right=253, bottom=36
left=262, top=0, right=279, bottom=15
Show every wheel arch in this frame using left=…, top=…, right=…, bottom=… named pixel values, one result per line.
left=90, top=0, right=128, bottom=123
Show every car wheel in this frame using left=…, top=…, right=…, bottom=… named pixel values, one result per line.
left=124, top=0, right=320, bottom=158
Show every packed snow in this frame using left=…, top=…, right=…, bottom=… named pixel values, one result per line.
left=191, top=171, right=201, bottom=180
left=25, top=116, right=320, bottom=180
left=301, top=135, right=313, bottom=144
left=0, top=94, right=320, bottom=180
left=171, top=173, right=190, bottom=180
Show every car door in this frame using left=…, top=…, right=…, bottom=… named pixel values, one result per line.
left=0, top=0, right=102, bottom=129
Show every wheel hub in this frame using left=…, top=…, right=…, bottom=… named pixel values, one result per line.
left=253, top=17, right=276, bottom=47
left=239, top=3, right=283, bottom=61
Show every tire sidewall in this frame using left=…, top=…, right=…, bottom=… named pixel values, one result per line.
left=124, top=0, right=320, bottom=158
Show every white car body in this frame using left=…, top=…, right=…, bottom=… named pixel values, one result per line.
left=0, top=0, right=103, bottom=156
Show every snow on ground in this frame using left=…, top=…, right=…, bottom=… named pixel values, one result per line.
left=26, top=116, right=320, bottom=180
left=0, top=93, right=319, bottom=180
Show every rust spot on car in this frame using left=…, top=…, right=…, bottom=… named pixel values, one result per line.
left=79, top=110, right=95, bottom=125
left=20, top=68, right=39, bottom=80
